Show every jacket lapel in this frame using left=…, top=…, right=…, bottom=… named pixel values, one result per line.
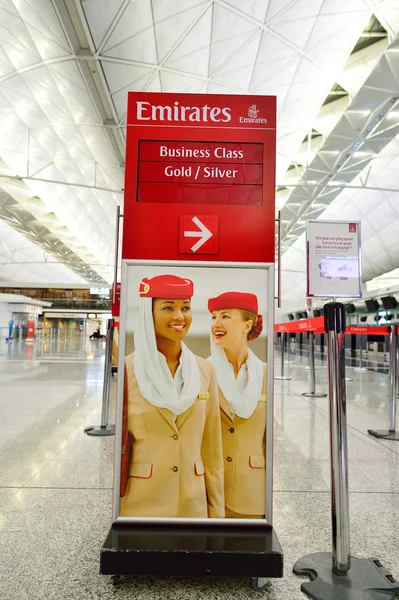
left=219, top=390, right=233, bottom=421
left=176, top=402, right=195, bottom=429
left=156, top=407, right=178, bottom=432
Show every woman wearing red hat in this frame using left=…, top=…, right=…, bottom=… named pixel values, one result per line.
left=208, top=291, right=266, bottom=519
left=120, top=274, right=224, bottom=519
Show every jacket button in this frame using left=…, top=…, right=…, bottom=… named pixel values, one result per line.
left=229, top=427, right=235, bottom=433
left=226, top=456, right=232, bottom=462
left=172, top=466, right=179, bottom=472
left=172, top=434, right=178, bottom=440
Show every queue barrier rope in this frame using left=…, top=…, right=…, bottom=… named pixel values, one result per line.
left=275, top=317, right=389, bottom=336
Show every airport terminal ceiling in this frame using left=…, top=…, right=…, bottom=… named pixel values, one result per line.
left=0, top=0, right=399, bottom=301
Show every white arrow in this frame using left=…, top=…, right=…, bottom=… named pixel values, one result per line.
left=184, top=216, right=213, bottom=252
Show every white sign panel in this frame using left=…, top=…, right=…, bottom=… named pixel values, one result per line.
left=307, top=220, right=362, bottom=298
left=90, top=287, right=110, bottom=295
left=44, top=312, right=87, bottom=319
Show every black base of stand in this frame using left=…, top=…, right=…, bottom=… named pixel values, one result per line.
left=302, top=392, right=327, bottom=398
left=101, top=525, right=283, bottom=585
left=111, top=366, right=118, bottom=376
left=368, top=429, right=399, bottom=440
left=293, top=552, right=399, bottom=600
left=84, top=425, right=115, bottom=436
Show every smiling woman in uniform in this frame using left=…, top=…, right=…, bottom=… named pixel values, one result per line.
left=120, top=274, right=224, bottom=519
left=208, top=292, right=266, bottom=519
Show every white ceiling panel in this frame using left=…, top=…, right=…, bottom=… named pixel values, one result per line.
left=164, top=7, right=212, bottom=77
left=101, top=61, right=154, bottom=96
left=214, top=33, right=263, bottom=90
left=225, top=0, right=269, bottom=23
left=0, top=217, right=88, bottom=284
left=251, top=32, right=298, bottom=89
left=374, top=0, right=399, bottom=36
left=2, top=0, right=399, bottom=293
left=160, top=70, right=205, bottom=93
left=102, top=26, right=158, bottom=64
left=81, top=0, right=125, bottom=50
left=102, top=0, right=154, bottom=55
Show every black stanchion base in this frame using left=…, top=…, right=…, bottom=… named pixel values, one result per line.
left=101, top=524, right=283, bottom=585
left=111, top=366, right=118, bottom=376
left=302, top=392, right=327, bottom=398
left=368, top=429, right=399, bottom=441
left=84, top=425, right=115, bottom=436
left=293, top=552, right=399, bottom=600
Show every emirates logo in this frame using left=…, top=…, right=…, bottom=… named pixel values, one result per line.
left=240, top=104, right=267, bottom=124
left=248, top=104, right=259, bottom=118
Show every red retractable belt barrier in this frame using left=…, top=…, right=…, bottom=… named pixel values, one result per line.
left=274, top=319, right=389, bottom=335
left=346, top=325, right=389, bottom=335
left=275, top=317, right=324, bottom=333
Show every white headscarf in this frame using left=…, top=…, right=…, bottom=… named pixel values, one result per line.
left=133, top=297, right=201, bottom=415
left=209, top=339, right=263, bottom=419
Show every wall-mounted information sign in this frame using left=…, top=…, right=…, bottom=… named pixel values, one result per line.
left=307, top=220, right=362, bottom=298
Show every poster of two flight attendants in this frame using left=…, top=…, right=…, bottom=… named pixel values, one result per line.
left=119, top=272, right=267, bottom=520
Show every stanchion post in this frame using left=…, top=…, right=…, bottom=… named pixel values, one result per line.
left=85, top=319, right=115, bottom=437
left=369, top=324, right=399, bottom=441
left=275, top=332, right=291, bottom=380
left=302, top=331, right=327, bottom=398
left=388, top=325, right=397, bottom=432
left=293, top=303, right=399, bottom=598
left=354, top=333, right=368, bottom=373
left=396, top=333, right=399, bottom=395
left=325, top=304, right=350, bottom=573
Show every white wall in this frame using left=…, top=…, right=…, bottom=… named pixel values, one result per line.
left=0, top=304, right=12, bottom=332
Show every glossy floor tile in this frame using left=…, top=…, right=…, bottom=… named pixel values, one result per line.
left=1, top=339, right=399, bottom=599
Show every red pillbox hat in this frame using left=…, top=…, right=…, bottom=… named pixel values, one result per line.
left=208, top=292, right=258, bottom=313
left=139, top=274, right=194, bottom=299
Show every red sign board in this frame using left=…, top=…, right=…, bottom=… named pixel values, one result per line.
left=112, top=282, right=121, bottom=317
left=122, top=92, right=276, bottom=262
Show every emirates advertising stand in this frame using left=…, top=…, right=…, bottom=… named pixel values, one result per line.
left=100, top=92, right=283, bottom=589
left=293, top=220, right=399, bottom=599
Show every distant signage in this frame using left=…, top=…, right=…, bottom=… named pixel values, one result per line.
left=44, top=312, right=87, bottom=319
left=90, top=287, right=110, bottom=295
left=307, top=220, right=362, bottom=298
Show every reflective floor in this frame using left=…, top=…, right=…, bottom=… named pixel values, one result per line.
left=1, top=337, right=399, bottom=599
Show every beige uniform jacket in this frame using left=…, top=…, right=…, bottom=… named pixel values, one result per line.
left=219, top=364, right=267, bottom=516
left=111, top=327, right=119, bottom=367
left=120, top=353, right=225, bottom=519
